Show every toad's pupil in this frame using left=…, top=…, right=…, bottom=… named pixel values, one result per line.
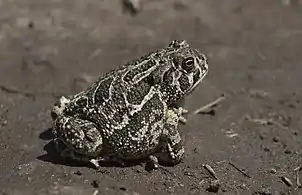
left=186, top=60, right=193, bottom=66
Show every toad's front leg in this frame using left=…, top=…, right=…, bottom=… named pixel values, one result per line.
left=148, top=108, right=185, bottom=169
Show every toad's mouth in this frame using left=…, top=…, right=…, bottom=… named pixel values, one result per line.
left=190, top=65, right=208, bottom=93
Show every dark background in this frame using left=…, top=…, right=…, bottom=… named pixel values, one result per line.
left=0, top=0, right=301, bottom=194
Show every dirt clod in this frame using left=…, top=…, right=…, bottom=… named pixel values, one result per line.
left=206, top=180, right=220, bottom=193
left=91, top=180, right=99, bottom=188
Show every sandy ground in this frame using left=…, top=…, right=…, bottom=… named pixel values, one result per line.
left=0, top=0, right=302, bottom=194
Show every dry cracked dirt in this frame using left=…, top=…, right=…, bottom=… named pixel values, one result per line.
left=0, top=0, right=302, bottom=194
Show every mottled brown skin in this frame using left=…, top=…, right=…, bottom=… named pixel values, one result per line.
left=51, top=40, right=208, bottom=168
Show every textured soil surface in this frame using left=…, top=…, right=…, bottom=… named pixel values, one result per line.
left=0, top=0, right=302, bottom=194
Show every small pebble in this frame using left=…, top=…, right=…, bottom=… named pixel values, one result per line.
left=91, top=180, right=99, bottom=188
left=1, top=120, right=7, bottom=126
left=123, top=0, right=140, bottom=14
left=28, top=21, right=34, bottom=29
left=294, top=166, right=301, bottom=171
left=284, top=149, right=292, bottom=154
left=136, top=168, right=143, bottom=173
left=119, top=187, right=127, bottom=191
left=206, top=180, right=220, bottom=193
left=272, top=136, right=280, bottom=143
left=255, top=186, right=272, bottom=195
left=269, top=168, right=277, bottom=174
left=173, top=1, right=188, bottom=10
left=73, top=170, right=83, bottom=176
left=293, top=132, right=298, bottom=136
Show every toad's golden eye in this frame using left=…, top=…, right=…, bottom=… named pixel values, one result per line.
left=181, top=57, right=195, bottom=72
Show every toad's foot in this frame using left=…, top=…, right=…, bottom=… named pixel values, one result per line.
left=173, top=107, right=188, bottom=124
left=145, top=155, right=160, bottom=171
left=90, top=156, right=127, bottom=169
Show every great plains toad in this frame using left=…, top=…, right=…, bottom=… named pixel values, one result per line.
left=51, top=40, right=208, bottom=169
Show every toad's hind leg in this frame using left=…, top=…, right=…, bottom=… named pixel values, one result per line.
left=52, top=115, right=104, bottom=168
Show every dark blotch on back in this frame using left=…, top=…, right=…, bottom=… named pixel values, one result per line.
left=74, top=96, right=88, bottom=109
left=91, top=77, right=113, bottom=105
left=126, top=77, right=153, bottom=105
left=123, top=59, right=156, bottom=83
left=66, top=96, right=88, bottom=117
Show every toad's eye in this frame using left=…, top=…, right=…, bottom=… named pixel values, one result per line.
left=181, top=57, right=195, bottom=72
